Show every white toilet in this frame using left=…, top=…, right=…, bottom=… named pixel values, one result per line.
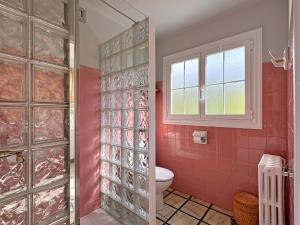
left=156, top=166, right=174, bottom=211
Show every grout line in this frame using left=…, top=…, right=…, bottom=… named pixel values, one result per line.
left=189, top=198, right=211, bottom=208
left=165, top=196, right=193, bottom=223
left=209, top=207, right=234, bottom=218
left=197, top=204, right=213, bottom=225
left=165, top=201, right=201, bottom=221
left=171, top=191, right=190, bottom=199
left=163, top=189, right=175, bottom=199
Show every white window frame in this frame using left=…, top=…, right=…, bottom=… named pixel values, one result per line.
left=163, top=28, right=262, bottom=129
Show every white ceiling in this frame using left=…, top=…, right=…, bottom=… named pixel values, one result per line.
left=80, top=0, right=257, bottom=42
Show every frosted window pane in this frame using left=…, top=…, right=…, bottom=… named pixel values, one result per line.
left=205, top=52, right=223, bottom=85
left=205, top=84, right=223, bottom=114
left=224, top=47, right=245, bottom=82
left=171, top=62, right=184, bottom=89
left=171, top=89, right=184, bottom=114
left=225, top=81, right=245, bottom=114
left=185, top=87, right=199, bottom=114
left=185, top=58, right=199, bottom=87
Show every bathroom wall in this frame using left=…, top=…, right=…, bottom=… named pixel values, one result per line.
left=78, top=65, right=101, bottom=217
left=156, top=0, right=288, bottom=81
left=155, top=0, right=289, bottom=212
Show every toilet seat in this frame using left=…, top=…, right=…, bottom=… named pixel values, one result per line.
left=156, top=166, right=174, bottom=182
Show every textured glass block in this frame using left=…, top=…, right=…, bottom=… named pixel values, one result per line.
left=0, top=0, right=26, bottom=11
left=135, top=173, right=148, bottom=197
left=123, top=89, right=134, bottom=109
left=122, top=110, right=134, bottom=128
left=100, top=75, right=110, bottom=92
left=0, top=11, right=26, bottom=56
left=135, top=195, right=148, bottom=220
left=33, top=146, right=67, bottom=187
left=111, top=146, right=121, bottom=165
left=101, top=93, right=110, bottom=109
left=33, top=0, right=67, bottom=28
left=134, top=43, right=149, bottom=66
left=111, top=182, right=122, bottom=202
left=0, top=107, right=25, bottom=148
left=111, top=128, right=121, bottom=146
left=122, top=169, right=134, bottom=190
left=111, top=110, right=121, bottom=127
left=122, top=129, right=134, bottom=149
left=122, top=29, right=133, bottom=50
left=100, top=59, right=110, bottom=75
left=110, top=55, right=121, bottom=73
left=101, top=110, right=110, bottom=127
left=122, top=148, right=134, bottom=170
left=101, top=127, right=110, bottom=143
left=110, top=36, right=121, bottom=55
left=33, top=65, right=67, bottom=103
left=111, top=73, right=122, bottom=91
left=101, top=144, right=110, bottom=161
left=135, top=110, right=148, bottom=129
left=0, top=58, right=25, bottom=102
left=33, top=107, right=68, bottom=143
left=134, top=88, right=148, bottom=109
left=0, top=151, right=26, bottom=197
left=100, top=193, right=111, bottom=211
left=122, top=69, right=134, bottom=89
left=101, top=161, right=110, bottom=178
left=134, top=20, right=148, bottom=44
left=111, top=164, right=121, bottom=184
left=33, top=185, right=67, bottom=224
left=135, top=152, right=148, bottom=175
left=111, top=91, right=122, bottom=109
left=101, top=178, right=110, bottom=195
left=100, top=42, right=110, bottom=59
left=122, top=188, right=134, bottom=211
left=0, top=197, right=27, bottom=225
left=33, top=24, right=68, bottom=66
left=110, top=199, right=123, bottom=220
left=135, top=130, right=149, bottom=151
left=122, top=49, right=134, bottom=69
left=122, top=208, right=137, bottom=225
left=134, top=65, right=148, bottom=87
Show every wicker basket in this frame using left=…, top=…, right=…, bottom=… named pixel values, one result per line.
left=233, top=192, right=259, bottom=225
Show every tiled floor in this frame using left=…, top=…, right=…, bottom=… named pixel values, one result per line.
left=81, top=209, right=121, bottom=225
left=157, top=188, right=234, bottom=225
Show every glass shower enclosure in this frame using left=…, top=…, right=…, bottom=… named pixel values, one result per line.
left=0, top=0, right=77, bottom=224
left=99, top=18, right=156, bottom=225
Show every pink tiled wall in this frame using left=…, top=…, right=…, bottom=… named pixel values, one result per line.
left=156, top=62, right=288, bottom=210
left=78, top=65, right=101, bottom=217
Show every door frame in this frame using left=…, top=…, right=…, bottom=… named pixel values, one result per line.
left=293, top=0, right=300, bottom=224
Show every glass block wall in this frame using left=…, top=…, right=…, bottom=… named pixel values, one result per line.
left=99, top=19, right=150, bottom=225
left=0, top=0, right=75, bottom=224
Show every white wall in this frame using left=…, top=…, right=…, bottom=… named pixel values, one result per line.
left=79, top=23, right=100, bottom=68
left=156, top=0, right=288, bottom=81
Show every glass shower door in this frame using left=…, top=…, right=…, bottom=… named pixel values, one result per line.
left=99, top=18, right=156, bottom=225
left=0, top=0, right=76, bottom=224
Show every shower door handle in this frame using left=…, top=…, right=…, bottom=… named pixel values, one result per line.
left=0, top=151, right=25, bottom=163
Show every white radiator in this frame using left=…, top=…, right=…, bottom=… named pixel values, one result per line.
left=258, top=154, right=285, bottom=225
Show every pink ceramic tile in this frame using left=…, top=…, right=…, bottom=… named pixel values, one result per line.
left=155, top=62, right=289, bottom=211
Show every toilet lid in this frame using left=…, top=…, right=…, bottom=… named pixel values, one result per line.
left=156, top=167, right=174, bottom=182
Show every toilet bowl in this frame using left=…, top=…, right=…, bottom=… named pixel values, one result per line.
left=156, top=166, right=174, bottom=211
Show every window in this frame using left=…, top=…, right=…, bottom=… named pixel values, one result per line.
left=163, top=28, right=262, bottom=129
